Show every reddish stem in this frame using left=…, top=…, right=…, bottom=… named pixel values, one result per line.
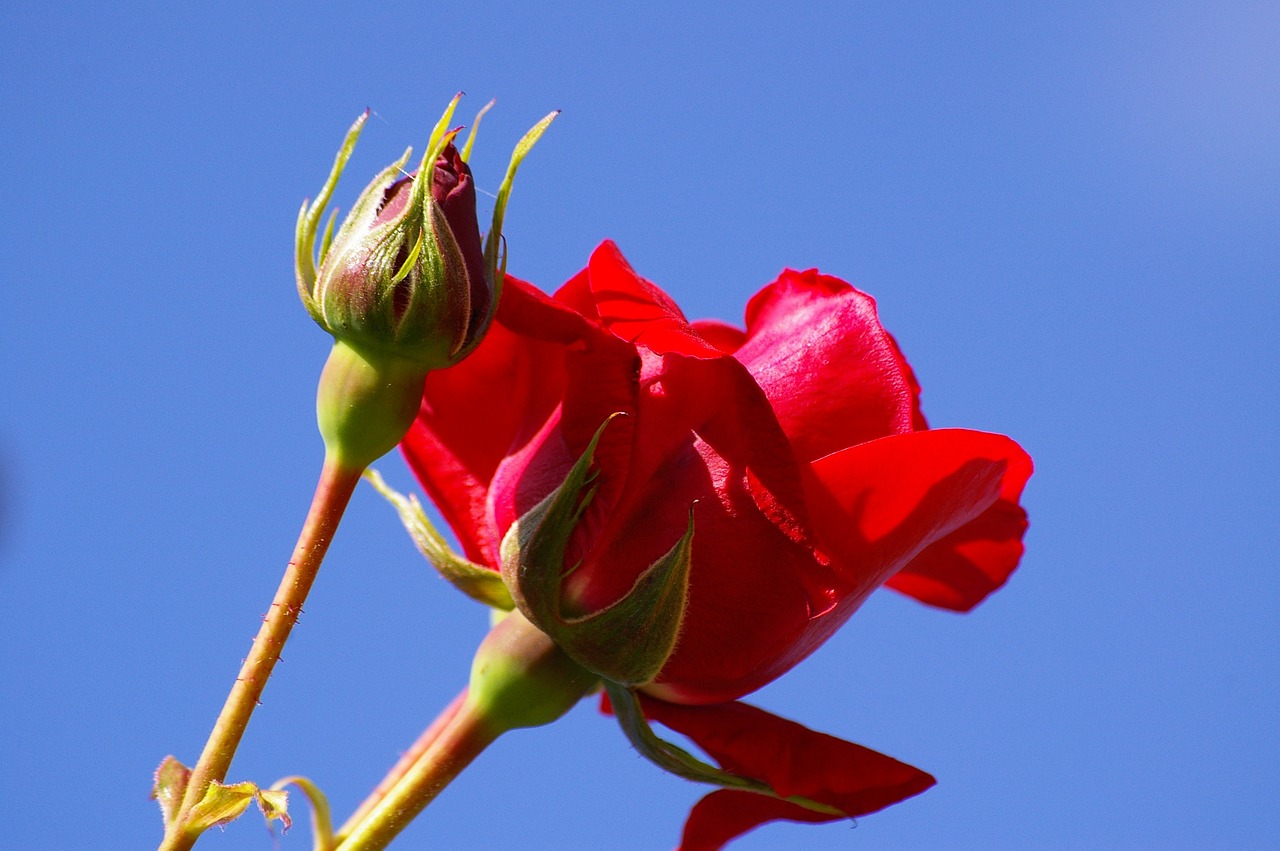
left=160, top=459, right=363, bottom=851
left=334, top=690, right=498, bottom=851
left=333, top=689, right=469, bottom=844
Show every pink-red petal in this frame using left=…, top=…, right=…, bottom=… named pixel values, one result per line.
left=734, top=269, right=917, bottom=462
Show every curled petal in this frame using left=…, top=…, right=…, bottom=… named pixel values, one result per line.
left=689, top=319, right=746, bottom=354
left=886, top=447, right=1032, bottom=610
left=564, top=240, right=722, bottom=358
left=804, top=429, right=1029, bottom=603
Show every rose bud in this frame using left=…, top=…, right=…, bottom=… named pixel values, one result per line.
left=295, top=98, right=556, bottom=471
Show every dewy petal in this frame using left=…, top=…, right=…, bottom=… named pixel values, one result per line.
left=735, top=269, right=916, bottom=462
left=886, top=447, right=1032, bottom=611
left=636, top=697, right=934, bottom=851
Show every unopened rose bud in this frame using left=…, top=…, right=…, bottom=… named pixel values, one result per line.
left=294, top=97, right=557, bottom=470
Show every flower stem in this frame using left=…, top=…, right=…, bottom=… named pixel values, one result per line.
left=160, top=458, right=363, bottom=851
left=335, top=690, right=499, bottom=851
left=332, top=689, right=469, bottom=844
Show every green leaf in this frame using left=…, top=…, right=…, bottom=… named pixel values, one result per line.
left=151, top=756, right=191, bottom=827
left=256, top=787, right=292, bottom=833
left=364, top=469, right=513, bottom=610
left=185, top=780, right=258, bottom=832
left=271, top=776, right=332, bottom=851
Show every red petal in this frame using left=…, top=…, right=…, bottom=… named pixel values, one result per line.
left=690, top=319, right=746, bottom=354
left=680, top=792, right=838, bottom=851
left=735, top=269, right=917, bottom=462
left=402, top=275, right=641, bottom=567
left=637, top=698, right=934, bottom=850
left=400, top=277, right=567, bottom=566
left=580, top=241, right=723, bottom=358
left=804, top=429, right=1029, bottom=604
left=886, top=447, right=1032, bottom=610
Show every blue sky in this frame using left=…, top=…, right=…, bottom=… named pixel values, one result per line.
left=2, top=1, right=1277, bottom=848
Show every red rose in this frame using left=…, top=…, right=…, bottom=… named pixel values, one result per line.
left=402, top=240, right=1031, bottom=846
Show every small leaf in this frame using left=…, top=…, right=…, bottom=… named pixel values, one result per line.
left=365, top=469, right=513, bottom=610
left=257, top=787, right=292, bottom=833
left=185, top=780, right=258, bottom=832
left=272, top=775, right=333, bottom=851
left=151, top=756, right=191, bottom=827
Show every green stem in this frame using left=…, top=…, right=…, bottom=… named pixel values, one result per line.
left=335, top=690, right=499, bottom=851
left=332, top=689, right=469, bottom=844
left=160, top=458, right=363, bottom=851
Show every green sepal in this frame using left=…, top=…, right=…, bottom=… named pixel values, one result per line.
left=603, top=681, right=843, bottom=818
left=151, top=756, right=191, bottom=827
left=460, top=99, right=495, bottom=162
left=296, top=111, right=368, bottom=319
left=257, top=788, right=291, bottom=834
left=482, top=110, right=560, bottom=318
left=364, top=468, right=513, bottom=610
left=500, top=415, right=694, bottom=686
left=183, top=779, right=292, bottom=834
left=271, top=776, right=333, bottom=851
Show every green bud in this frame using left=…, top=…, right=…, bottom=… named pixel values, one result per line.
left=468, top=609, right=597, bottom=733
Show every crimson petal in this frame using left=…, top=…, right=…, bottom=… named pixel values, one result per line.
left=401, top=276, right=567, bottom=566
left=579, top=240, right=725, bottom=358
left=885, top=447, right=1032, bottom=610
left=735, top=269, right=917, bottom=462
left=638, top=697, right=934, bottom=850
left=804, top=429, right=1030, bottom=606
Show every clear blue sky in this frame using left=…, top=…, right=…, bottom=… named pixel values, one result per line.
left=2, top=2, right=1277, bottom=848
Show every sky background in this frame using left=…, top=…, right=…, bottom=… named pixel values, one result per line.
left=2, top=1, right=1277, bottom=849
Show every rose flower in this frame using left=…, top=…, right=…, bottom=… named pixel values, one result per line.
left=399, top=240, right=1032, bottom=847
